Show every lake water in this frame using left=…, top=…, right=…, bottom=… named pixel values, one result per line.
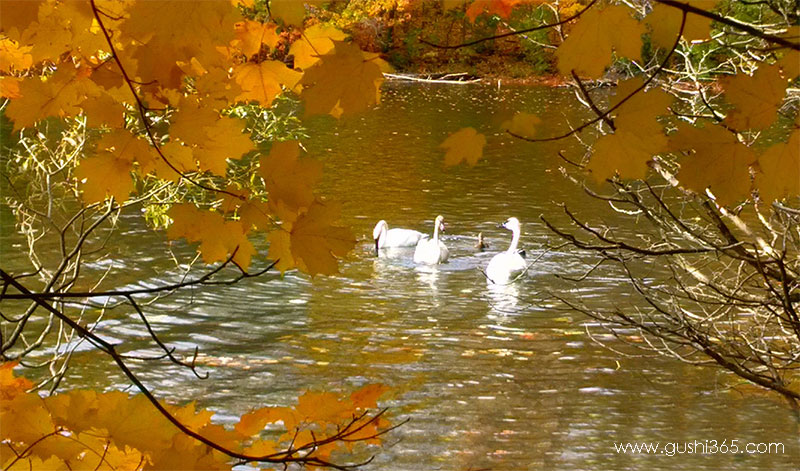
left=2, top=82, right=798, bottom=470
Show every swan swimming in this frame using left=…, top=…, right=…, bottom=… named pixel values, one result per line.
left=485, top=217, right=527, bottom=284
left=413, top=215, right=449, bottom=264
left=372, top=220, right=427, bottom=255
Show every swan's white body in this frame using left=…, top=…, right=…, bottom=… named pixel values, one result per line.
left=373, top=220, right=427, bottom=255
left=413, top=215, right=449, bottom=264
left=486, top=217, right=526, bottom=284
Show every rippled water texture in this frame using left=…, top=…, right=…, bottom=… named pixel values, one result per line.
left=4, top=82, right=799, bottom=470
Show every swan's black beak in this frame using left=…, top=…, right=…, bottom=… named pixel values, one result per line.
left=374, top=239, right=380, bottom=256
left=496, top=222, right=505, bottom=228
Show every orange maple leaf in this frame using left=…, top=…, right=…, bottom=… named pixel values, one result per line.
left=0, top=362, right=32, bottom=401
left=350, top=383, right=390, bottom=409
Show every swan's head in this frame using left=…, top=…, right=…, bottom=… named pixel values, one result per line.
left=373, top=220, right=388, bottom=255
left=499, top=217, right=521, bottom=233
left=435, top=215, right=445, bottom=233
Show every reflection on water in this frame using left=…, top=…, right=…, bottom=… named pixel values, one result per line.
left=485, top=282, right=521, bottom=317
left=4, top=82, right=799, bottom=470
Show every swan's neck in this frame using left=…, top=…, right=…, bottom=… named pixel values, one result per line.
left=378, top=225, right=387, bottom=245
left=433, top=223, right=440, bottom=243
left=507, top=227, right=520, bottom=253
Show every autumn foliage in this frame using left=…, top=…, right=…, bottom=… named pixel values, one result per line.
left=1, top=362, right=390, bottom=470
left=0, top=0, right=394, bottom=276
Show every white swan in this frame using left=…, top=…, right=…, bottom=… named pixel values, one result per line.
left=372, top=220, right=427, bottom=255
left=486, top=217, right=527, bottom=284
left=413, top=215, right=449, bottom=264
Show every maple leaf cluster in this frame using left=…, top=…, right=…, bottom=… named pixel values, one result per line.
left=438, top=1, right=798, bottom=208
left=0, top=362, right=390, bottom=470
left=0, top=0, right=398, bottom=275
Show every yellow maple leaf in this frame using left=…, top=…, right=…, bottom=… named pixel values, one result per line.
left=195, top=67, right=243, bottom=109
left=0, top=393, right=55, bottom=445
left=723, top=64, right=787, bottom=130
left=777, top=27, right=799, bottom=79
left=669, top=123, right=755, bottom=206
left=611, top=78, right=672, bottom=134
left=440, top=127, right=487, bottom=166
left=80, top=91, right=126, bottom=129
left=243, top=439, right=278, bottom=457
left=69, top=433, right=145, bottom=471
left=754, top=130, right=799, bottom=204
left=90, top=392, right=176, bottom=454
left=151, top=142, right=198, bottom=182
left=502, top=111, right=540, bottom=139
left=0, top=77, right=21, bottom=98
left=16, top=1, right=72, bottom=63
left=259, top=140, right=322, bottom=212
left=0, top=1, right=43, bottom=40
left=291, top=202, right=355, bottom=275
left=167, top=204, right=256, bottom=269
left=5, top=66, right=100, bottom=131
left=586, top=130, right=665, bottom=182
left=219, top=185, right=251, bottom=214
left=556, top=5, right=645, bottom=78
left=299, top=41, right=385, bottom=118
left=646, top=1, right=714, bottom=49
left=267, top=225, right=296, bottom=273
left=239, top=200, right=272, bottom=233
left=121, top=0, right=240, bottom=88
left=233, top=20, right=280, bottom=57
left=268, top=201, right=355, bottom=275
left=0, top=38, right=33, bottom=72
left=169, top=98, right=222, bottom=147
left=234, top=61, right=303, bottom=107
left=76, top=130, right=152, bottom=204
left=290, top=24, right=348, bottom=70
left=193, top=116, right=254, bottom=176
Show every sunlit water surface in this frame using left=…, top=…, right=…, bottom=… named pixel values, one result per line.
left=3, top=82, right=799, bottom=470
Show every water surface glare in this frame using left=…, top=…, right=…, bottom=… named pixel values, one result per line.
left=11, top=82, right=800, bottom=470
